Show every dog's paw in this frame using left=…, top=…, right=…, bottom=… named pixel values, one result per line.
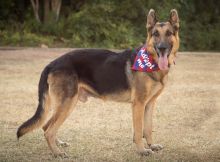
left=56, top=139, right=70, bottom=147
left=54, top=152, right=69, bottom=158
left=58, top=142, right=70, bottom=147
left=137, top=148, right=154, bottom=156
left=150, top=144, right=163, bottom=151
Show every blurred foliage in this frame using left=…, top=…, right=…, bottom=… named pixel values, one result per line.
left=0, top=0, right=219, bottom=51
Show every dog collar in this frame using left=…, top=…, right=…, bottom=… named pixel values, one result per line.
left=131, top=46, right=159, bottom=72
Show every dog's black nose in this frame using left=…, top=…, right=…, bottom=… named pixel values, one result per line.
left=156, top=42, right=170, bottom=56
left=158, top=47, right=166, bottom=55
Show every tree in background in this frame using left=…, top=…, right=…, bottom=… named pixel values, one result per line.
left=30, top=0, right=62, bottom=23
left=30, top=0, right=40, bottom=23
left=0, top=0, right=219, bottom=51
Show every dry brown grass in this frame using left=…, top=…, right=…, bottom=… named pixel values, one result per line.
left=0, top=48, right=220, bottom=162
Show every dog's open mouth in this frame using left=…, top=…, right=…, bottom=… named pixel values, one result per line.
left=154, top=46, right=172, bottom=70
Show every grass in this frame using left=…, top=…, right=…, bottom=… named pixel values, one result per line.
left=0, top=48, right=220, bottom=162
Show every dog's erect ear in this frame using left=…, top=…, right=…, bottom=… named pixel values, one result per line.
left=169, top=9, right=179, bottom=31
left=146, top=9, right=157, bottom=31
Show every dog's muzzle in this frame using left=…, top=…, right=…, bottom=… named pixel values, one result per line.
left=154, top=43, right=171, bottom=70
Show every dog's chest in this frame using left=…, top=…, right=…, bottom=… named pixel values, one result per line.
left=128, top=72, right=167, bottom=103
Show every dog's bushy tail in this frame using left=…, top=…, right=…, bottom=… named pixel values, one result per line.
left=17, top=66, right=50, bottom=139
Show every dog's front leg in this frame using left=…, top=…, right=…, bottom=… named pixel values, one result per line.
left=144, top=97, right=163, bottom=152
left=132, top=100, right=154, bottom=156
left=143, top=98, right=154, bottom=146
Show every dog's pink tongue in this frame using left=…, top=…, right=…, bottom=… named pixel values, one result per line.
left=158, top=56, right=168, bottom=70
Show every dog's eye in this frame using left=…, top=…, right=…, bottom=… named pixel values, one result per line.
left=166, top=30, right=173, bottom=36
left=152, top=31, right=159, bottom=37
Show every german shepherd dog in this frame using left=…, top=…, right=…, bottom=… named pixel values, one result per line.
left=17, top=9, right=180, bottom=157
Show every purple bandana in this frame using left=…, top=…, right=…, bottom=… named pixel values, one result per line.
left=132, top=46, right=159, bottom=72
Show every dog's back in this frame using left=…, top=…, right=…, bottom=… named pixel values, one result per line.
left=48, top=49, right=135, bottom=95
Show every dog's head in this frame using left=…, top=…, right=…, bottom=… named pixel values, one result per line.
left=146, top=9, right=180, bottom=70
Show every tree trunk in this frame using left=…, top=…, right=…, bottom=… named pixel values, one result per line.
left=30, top=0, right=41, bottom=23
left=51, top=0, right=62, bottom=22
left=31, top=0, right=62, bottom=24
left=44, top=0, right=50, bottom=22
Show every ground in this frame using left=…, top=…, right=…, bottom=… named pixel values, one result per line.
left=0, top=48, right=219, bottom=162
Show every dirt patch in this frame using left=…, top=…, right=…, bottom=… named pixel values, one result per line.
left=0, top=49, right=220, bottom=162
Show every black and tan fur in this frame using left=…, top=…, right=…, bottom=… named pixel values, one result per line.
left=17, top=9, right=180, bottom=157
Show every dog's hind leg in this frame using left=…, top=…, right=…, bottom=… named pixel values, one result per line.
left=44, top=97, right=78, bottom=157
left=43, top=71, right=78, bottom=158
left=43, top=118, right=70, bottom=147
